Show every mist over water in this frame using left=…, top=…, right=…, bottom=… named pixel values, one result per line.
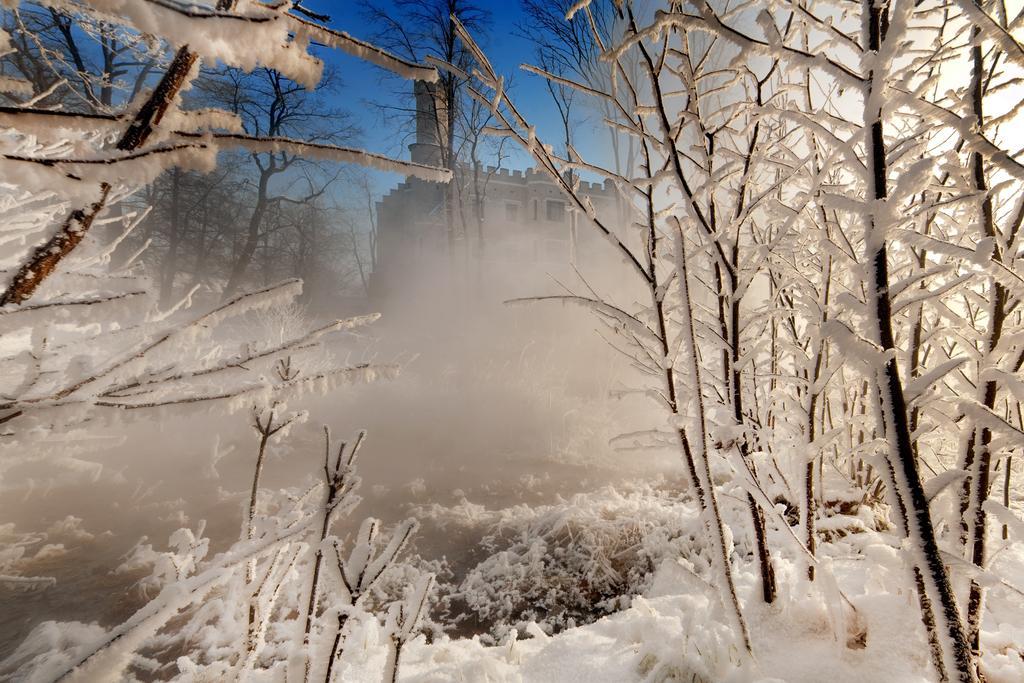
left=0, top=226, right=678, bottom=658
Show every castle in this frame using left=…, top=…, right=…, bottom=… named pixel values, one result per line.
left=372, top=81, right=625, bottom=293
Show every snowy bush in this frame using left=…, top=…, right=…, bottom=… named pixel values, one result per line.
left=418, top=484, right=705, bottom=641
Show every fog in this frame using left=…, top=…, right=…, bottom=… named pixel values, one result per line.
left=0, top=225, right=679, bottom=658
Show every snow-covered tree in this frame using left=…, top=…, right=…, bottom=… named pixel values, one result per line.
left=0, top=0, right=449, bottom=432
left=436, top=1, right=1024, bottom=680
left=0, top=0, right=448, bottom=661
left=4, top=1, right=1024, bottom=681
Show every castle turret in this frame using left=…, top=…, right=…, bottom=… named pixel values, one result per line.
left=409, top=80, right=447, bottom=167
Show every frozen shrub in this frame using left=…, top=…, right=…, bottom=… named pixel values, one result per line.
left=432, top=485, right=706, bottom=641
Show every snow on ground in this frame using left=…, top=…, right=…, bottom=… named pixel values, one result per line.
left=335, top=557, right=927, bottom=683
left=337, top=484, right=1024, bottom=683
left=4, top=446, right=1023, bottom=681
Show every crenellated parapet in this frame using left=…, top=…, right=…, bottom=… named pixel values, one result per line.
left=373, top=80, right=628, bottom=297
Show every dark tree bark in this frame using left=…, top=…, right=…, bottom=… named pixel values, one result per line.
left=0, top=44, right=198, bottom=306
left=223, top=162, right=274, bottom=299
left=962, top=19, right=1006, bottom=657
left=159, top=168, right=184, bottom=307
left=862, top=2, right=975, bottom=680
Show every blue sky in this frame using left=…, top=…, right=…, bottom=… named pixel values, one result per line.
left=315, top=2, right=595, bottom=197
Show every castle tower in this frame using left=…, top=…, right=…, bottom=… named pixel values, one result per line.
left=409, top=80, right=447, bottom=167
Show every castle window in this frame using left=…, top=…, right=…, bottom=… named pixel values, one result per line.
left=505, top=203, right=519, bottom=222
left=546, top=200, right=565, bottom=222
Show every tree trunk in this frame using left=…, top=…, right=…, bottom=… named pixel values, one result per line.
left=672, top=221, right=752, bottom=652
left=246, top=424, right=272, bottom=653
left=728, top=271, right=777, bottom=602
left=159, top=169, right=183, bottom=308
left=223, top=165, right=272, bottom=300
left=1003, top=455, right=1013, bottom=541
left=863, top=3, right=975, bottom=680
left=963, top=24, right=1006, bottom=658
